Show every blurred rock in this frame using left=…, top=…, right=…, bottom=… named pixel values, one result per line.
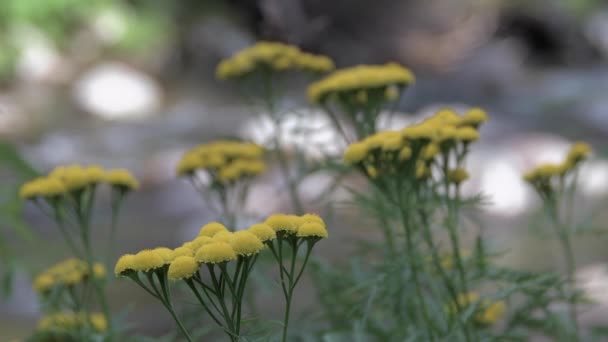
left=73, top=62, right=162, bottom=120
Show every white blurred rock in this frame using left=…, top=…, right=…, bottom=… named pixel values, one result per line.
left=73, top=62, right=162, bottom=120
left=239, top=109, right=344, bottom=159
left=579, top=160, right=608, bottom=198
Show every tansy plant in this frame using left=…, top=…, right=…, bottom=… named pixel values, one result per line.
left=309, top=63, right=415, bottom=142
left=176, top=140, right=266, bottom=227
left=20, top=164, right=138, bottom=340
left=115, top=213, right=327, bottom=341
left=523, top=141, right=593, bottom=340
left=216, top=41, right=335, bottom=214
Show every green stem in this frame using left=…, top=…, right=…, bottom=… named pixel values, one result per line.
left=209, top=264, right=238, bottom=341
left=146, top=271, right=194, bottom=342
left=398, top=195, right=435, bottom=340
left=185, top=279, right=224, bottom=327
left=281, top=238, right=299, bottom=342
left=107, top=191, right=123, bottom=266
left=547, top=199, right=580, bottom=339
left=75, top=189, right=112, bottom=332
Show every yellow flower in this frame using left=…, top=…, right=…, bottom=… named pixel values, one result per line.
left=422, top=143, right=440, bottom=160
left=248, top=223, right=277, bottom=242
left=297, top=222, right=328, bottom=238
left=385, top=85, right=400, bottom=101
left=89, top=313, right=108, bottom=332
left=105, top=169, right=139, bottom=190
left=477, top=300, right=506, bottom=325
left=416, top=161, right=430, bottom=179
left=116, top=254, right=135, bottom=276
left=265, top=214, right=302, bottom=233
left=198, top=222, right=229, bottom=237
left=366, top=165, right=378, bottom=178
left=153, top=247, right=174, bottom=264
left=93, top=263, right=106, bottom=279
left=195, top=242, right=237, bottom=264
left=84, top=165, right=105, bottom=184
left=172, top=246, right=194, bottom=259
left=566, top=141, right=591, bottom=164
left=300, top=213, right=325, bottom=226
left=381, top=134, right=403, bottom=151
left=19, top=178, right=43, bottom=199
left=131, top=249, right=165, bottom=272
left=33, top=274, right=55, bottom=293
left=307, top=63, right=414, bottom=103
left=462, top=108, right=488, bottom=126
left=190, top=236, right=213, bottom=250
left=213, top=231, right=234, bottom=243
left=454, top=127, right=479, bottom=142
left=168, top=256, right=199, bottom=280
left=176, top=152, right=203, bottom=175
left=344, top=142, right=370, bottom=165
left=216, top=41, right=334, bottom=80
left=230, top=231, right=265, bottom=256
left=398, top=146, right=412, bottom=161
left=447, top=168, right=469, bottom=184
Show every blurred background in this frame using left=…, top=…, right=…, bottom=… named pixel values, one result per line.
left=1, top=0, right=608, bottom=339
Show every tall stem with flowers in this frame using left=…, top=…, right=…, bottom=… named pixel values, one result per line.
left=20, top=165, right=138, bottom=340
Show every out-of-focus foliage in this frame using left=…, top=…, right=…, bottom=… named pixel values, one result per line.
left=0, top=0, right=173, bottom=81
left=0, top=142, right=37, bottom=296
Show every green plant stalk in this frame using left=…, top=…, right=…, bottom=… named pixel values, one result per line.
left=106, top=191, right=123, bottom=266
left=441, top=152, right=476, bottom=339
left=546, top=198, right=580, bottom=339
left=144, top=271, right=194, bottom=342
left=75, top=188, right=112, bottom=332
left=208, top=264, right=239, bottom=341
left=397, top=193, right=435, bottom=340
left=416, top=202, right=471, bottom=341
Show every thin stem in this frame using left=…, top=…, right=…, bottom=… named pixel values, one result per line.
left=547, top=198, right=580, bottom=339
left=281, top=240, right=298, bottom=342
left=185, top=279, right=224, bottom=327
left=398, top=195, right=435, bottom=341
left=146, top=271, right=194, bottom=342
left=107, top=191, right=123, bottom=266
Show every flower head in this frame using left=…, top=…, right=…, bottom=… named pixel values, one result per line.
left=195, top=242, right=237, bottom=264
left=447, top=168, right=470, bottom=184
left=172, top=246, right=194, bottom=258
left=297, top=222, right=328, bottom=238
left=105, top=169, right=139, bottom=190
left=248, top=223, right=277, bottom=242
left=114, top=254, right=136, bottom=276
left=230, top=231, right=265, bottom=256
left=131, top=250, right=165, bottom=272
left=198, top=222, right=229, bottom=237
left=168, top=256, right=199, bottom=280
left=265, top=214, right=302, bottom=233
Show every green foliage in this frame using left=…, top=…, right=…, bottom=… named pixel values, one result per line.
left=0, top=141, right=37, bottom=296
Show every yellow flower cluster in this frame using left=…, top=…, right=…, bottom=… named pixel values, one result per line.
left=307, top=63, right=415, bottom=104
left=343, top=108, right=486, bottom=179
left=33, top=258, right=106, bottom=293
left=446, top=292, right=506, bottom=325
left=37, top=312, right=107, bottom=332
left=216, top=41, right=334, bottom=79
left=176, top=140, right=266, bottom=184
left=265, top=213, right=328, bottom=238
left=523, top=142, right=592, bottom=183
left=115, top=213, right=327, bottom=280
left=19, top=164, right=138, bottom=199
